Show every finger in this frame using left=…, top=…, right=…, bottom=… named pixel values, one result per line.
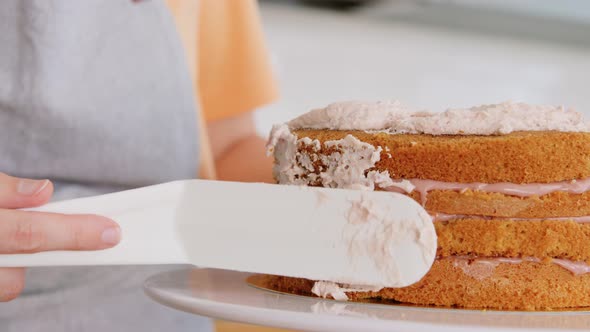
left=0, top=210, right=121, bottom=253
left=0, top=173, right=53, bottom=209
left=0, top=268, right=25, bottom=302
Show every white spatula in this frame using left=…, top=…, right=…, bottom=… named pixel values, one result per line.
left=0, top=180, right=436, bottom=288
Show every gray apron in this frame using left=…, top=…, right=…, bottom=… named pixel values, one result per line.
left=0, top=1, right=210, bottom=331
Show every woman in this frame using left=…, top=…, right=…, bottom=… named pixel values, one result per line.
left=0, top=0, right=277, bottom=331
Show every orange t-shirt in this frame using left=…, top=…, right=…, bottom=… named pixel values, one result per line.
left=165, top=0, right=278, bottom=122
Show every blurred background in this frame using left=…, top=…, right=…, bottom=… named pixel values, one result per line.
left=254, top=0, right=590, bottom=137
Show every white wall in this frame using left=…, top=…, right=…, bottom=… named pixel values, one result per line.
left=255, top=3, right=590, bottom=137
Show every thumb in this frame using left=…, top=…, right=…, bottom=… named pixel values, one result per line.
left=0, top=173, right=53, bottom=209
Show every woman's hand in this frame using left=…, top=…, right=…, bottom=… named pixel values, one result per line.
left=0, top=173, right=120, bottom=302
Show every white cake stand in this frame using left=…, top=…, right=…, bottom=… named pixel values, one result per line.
left=144, top=268, right=590, bottom=332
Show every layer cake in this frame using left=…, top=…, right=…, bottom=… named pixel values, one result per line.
left=266, top=101, right=590, bottom=310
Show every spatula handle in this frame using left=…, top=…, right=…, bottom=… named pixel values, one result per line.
left=0, top=182, right=189, bottom=267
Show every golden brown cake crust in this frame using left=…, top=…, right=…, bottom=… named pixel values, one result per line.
left=436, top=219, right=590, bottom=263
left=263, top=260, right=590, bottom=310
left=293, top=130, right=590, bottom=183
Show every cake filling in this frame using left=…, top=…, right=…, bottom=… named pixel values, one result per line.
left=384, top=177, right=590, bottom=205
left=450, top=256, right=590, bottom=278
left=432, top=213, right=590, bottom=223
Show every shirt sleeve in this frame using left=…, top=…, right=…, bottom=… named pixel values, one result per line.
left=197, top=0, right=278, bottom=122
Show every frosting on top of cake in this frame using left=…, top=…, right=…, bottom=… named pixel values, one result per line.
left=288, top=101, right=589, bottom=135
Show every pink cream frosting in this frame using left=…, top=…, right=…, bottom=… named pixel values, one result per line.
left=450, top=256, right=590, bottom=276
left=432, top=213, right=590, bottom=223
left=287, top=101, right=589, bottom=135
left=384, top=177, right=590, bottom=205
